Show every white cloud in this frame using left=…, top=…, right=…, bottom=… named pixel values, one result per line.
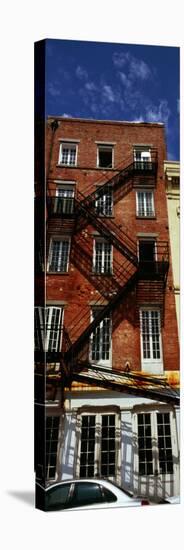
left=113, top=51, right=151, bottom=82
left=130, top=58, right=151, bottom=80
left=85, top=82, right=97, bottom=92
left=146, top=100, right=171, bottom=124
left=62, top=113, right=72, bottom=118
left=119, top=72, right=131, bottom=88
left=112, top=52, right=130, bottom=68
left=48, top=83, right=61, bottom=97
left=76, top=65, right=88, bottom=80
left=102, top=85, right=115, bottom=103
left=132, top=115, right=144, bottom=123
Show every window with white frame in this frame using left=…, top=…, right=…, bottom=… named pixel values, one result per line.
left=135, top=410, right=174, bottom=476
left=48, top=238, right=70, bottom=272
left=134, top=147, right=152, bottom=169
left=95, top=186, right=113, bottom=216
left=140, top=308, right=163, bottom=373
left=97, top=145, right=113, bottom=168
left=136, top=191, right=155, bottom=217
left=90, top=309, right=112, bottom=366
left=77, top=413, right=118, bottom=480
left=34, top=306, right=63, bottom=352
left=58, top=142, right=77, bottom=166
left=93, top=239, right=112, bottom=274
left=46, top=416, right=60, bottom=480
left=54, top=183, right=75, bottom=214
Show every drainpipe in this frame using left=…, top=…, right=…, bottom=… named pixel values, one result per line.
left=47, top=118, right=59, bottom=179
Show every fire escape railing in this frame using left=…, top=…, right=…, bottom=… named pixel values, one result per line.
left=46, top=148, right=158, bottom=216
left=35, top=239, right=169, bottom=364
left=35, top=146, right=178, bottom=403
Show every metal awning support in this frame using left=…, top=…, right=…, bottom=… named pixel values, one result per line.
left=45, top=362, right=180, bottom=405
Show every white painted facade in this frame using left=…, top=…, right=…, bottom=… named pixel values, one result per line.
left=164, top=161, right=180, bottom=336
left=46, top=390, right=180, bottom=500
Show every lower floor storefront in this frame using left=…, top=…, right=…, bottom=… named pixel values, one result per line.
left=45, top=391, right=180, bottom=501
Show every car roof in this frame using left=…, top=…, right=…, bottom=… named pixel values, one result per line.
left=37, top=478, right=113, bottom=488
left=36, top=478, right=132, bottom=496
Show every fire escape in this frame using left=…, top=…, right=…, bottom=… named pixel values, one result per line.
left=35, top=147, right=179, bottom=406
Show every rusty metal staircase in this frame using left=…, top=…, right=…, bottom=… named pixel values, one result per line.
left=64, top=270, right=138, bottom=365
left=39, top=147, right=177, bottom=404
left=75, top=190, right=138, bottom=265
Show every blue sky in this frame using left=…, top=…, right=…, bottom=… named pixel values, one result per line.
left=46, top=39, right=180, bottom=160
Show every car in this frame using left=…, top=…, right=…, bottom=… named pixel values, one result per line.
left=163, top=495, right=180, bottom=504
left=36, top=478, right=151, bottom=512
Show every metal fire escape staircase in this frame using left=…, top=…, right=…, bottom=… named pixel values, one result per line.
left=44, top=151, right=179, bottom=405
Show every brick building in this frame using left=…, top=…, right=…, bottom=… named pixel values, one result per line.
left=35, top=116, right=180, bottom=500
left=164, top=161, right=180, bottom=336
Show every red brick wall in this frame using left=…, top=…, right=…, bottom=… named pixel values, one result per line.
left=44, top=117, right=179, bottom=373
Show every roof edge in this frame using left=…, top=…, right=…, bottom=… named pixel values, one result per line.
left=47, top=115, right=164, bottom=127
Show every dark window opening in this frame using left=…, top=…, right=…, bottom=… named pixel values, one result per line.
left=139, top=240, right=155, bottom=262
left=98, top=147, right=113, bottom=168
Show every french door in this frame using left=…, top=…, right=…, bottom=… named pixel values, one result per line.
left=133, top=408, right=179, bottom=498
left=77, top=413, right=120, bottom=483
left=90, top=309, right=112, bottom=367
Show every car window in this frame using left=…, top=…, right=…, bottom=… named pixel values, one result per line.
left=102, top=487, right=117, bottom=503
left=46, top=483, right=71, bottom=511
left=71, top=482, right=103, bottom=507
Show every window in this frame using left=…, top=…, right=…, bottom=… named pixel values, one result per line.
left=135, top=410, right=174, bottom=476
left=136, top=191, right=155, bottom=217
left=134, top=147, right=152, bottom=169
left=46, top=416, right=60, bottom=480
left=140, top=309, right=163, bottom=374
left=54, top=184, right=75, bottom=214
left=137, top=413, right=153, bottom=475
left=95, top=187, right=113, bottom=216
left=72, top=482, right=103, bottom=507
left=93, top=239, right=112, bottom=274
left=157, top=412, right=173, bottom=474
left=78, top=413, right=117, bottom=479
left=102, top=487, right=117, bottom=502
left=48, top=239, right=70, bottom=272
left=34, top=306, right=63, bottom=352
left=97, top=145, right=113, bottom=168
left=58, top=143, right=77, bottom=166
left=138, top=239, right=156, bottom=263
left=46, top=483, right=71, bottom=510
left=90, top=309, right=112, bottom=366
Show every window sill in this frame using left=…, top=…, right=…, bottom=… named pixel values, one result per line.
left=141, top=363, right=164, bottom=375
left=136, top=215, right=156, bottom=220
left=47, top=271, right=69, bottom=275
left=96, top=166, right=114, bottom=170
left=57, top=163, right=77, bottom=168
left=56, top=164, right=118, bottom=171
left=91, top=272, right=113, bottom=277
left=96, top=214, right=115, bottom=219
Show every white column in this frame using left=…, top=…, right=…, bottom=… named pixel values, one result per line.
left=120, top=409, right=134, bottom=492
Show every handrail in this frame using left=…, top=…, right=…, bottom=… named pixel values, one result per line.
left=75, top=193, right=138, bottom=261
left=64, top=271, right=138, bottom=363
